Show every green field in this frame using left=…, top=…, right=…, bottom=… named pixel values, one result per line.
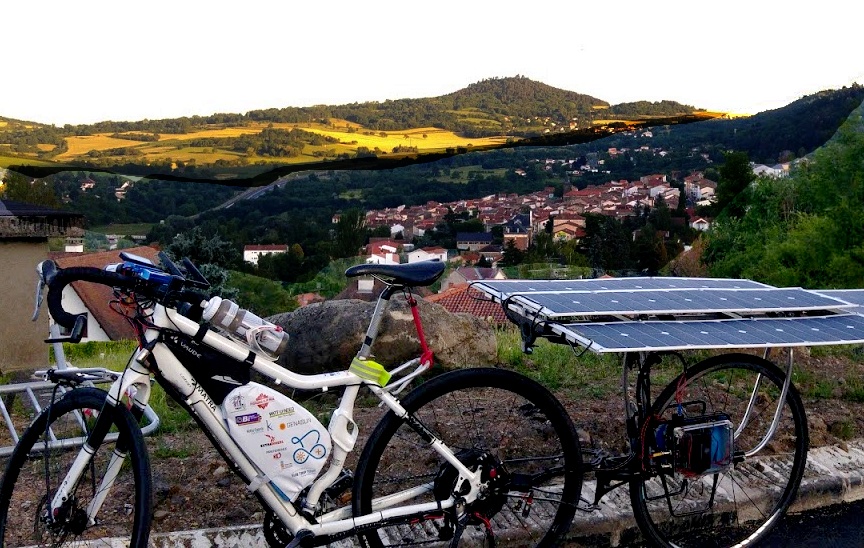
left=436, top=166, right=508, bottom=183
left=0, top=155, right=55, bottom=168
left=89, top=223, right=154, bottom=236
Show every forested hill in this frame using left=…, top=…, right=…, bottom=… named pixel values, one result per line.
left=703, top=98, right=864, bottom=288
left=591, top=84, right=864, bottom=165
left=1, top=76, right=697, bottom=138
left=441, top=76, right=608, bottom=119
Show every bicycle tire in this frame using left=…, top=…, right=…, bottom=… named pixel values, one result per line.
left=352, top=368, right=582, bottom=547
left=0, top=387, right=152, bottom=547
left=629, top=353, right=808, bottom=548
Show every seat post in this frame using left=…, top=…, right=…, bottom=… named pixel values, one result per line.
left=355, top=285, right=398, bottom=360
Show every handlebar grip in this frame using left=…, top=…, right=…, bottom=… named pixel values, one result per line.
left=46, top=266, right=138, bottom=329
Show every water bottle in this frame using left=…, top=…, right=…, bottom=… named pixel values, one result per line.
left=202, top=297, right=290, bottom=358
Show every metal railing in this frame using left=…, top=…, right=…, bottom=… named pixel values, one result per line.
left=0, top=326, right=160, bottom=458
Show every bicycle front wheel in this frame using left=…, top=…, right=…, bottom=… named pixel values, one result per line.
left=0, top=387, right=152, bottom=547
left=353, top=368, right=582, bottom=547
left=629, top=353, right=808, bottom=548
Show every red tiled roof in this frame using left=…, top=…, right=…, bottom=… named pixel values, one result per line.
left=54, top=246, right=161, bottom=340
left=426, top=284, right=508, bottom=325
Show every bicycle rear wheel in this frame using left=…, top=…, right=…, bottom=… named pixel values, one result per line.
left=353, top=368, right=582, bottom=547
left=0, top=387, right=152, bottom=547
left=629, top=353, right=808, bottom=548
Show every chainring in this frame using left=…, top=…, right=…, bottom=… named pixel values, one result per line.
left=433, top=449, right=510, bottom=522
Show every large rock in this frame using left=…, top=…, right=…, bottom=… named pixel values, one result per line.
left=267, top=299, right=497, bottom=375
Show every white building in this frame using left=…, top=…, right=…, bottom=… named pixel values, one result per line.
left=243, top=244, right=288, bottom=265
left=407, top=247, right=448, bottom=264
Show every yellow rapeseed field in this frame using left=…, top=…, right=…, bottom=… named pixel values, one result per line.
left=58, top=135, right=147, bottom=158
left=157, top=127, right=262, bottom=141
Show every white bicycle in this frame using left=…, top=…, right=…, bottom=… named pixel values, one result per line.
left=0, top=252, right=581, bottom=547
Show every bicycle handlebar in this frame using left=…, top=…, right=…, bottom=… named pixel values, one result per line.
left=45, top=266, right=139, bottom=329
left=43, top=260, right=210, bottom=331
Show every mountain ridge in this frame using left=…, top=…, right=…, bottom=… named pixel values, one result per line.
left=2, top=76, right=699, bottom=129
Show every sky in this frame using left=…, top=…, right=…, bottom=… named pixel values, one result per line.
left=4, top=0, right=863, bottom=126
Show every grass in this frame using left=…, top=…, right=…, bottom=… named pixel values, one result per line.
left=137, top=146, right=244, bottom=164
left=829, top=418, right=857, bottom=440
left=58, top=341, right=195, bottom=433
left=0, top=155, right=56, bottom=168
left=89, top=223, right=154, bottom=236
left=495, top=325, right=622, bottom=398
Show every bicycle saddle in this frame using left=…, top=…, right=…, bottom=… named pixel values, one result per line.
left=345, top=260, right=446, bottom=287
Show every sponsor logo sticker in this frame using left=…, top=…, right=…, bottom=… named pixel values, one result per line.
left=254, top=393, right=275, bottom=409
left=268, top=408, right=296, bottom=418
left=260, top=434, right=285, bottom=448
left=230, top=393, right=245, bottom=411
left=235, top=412, right=262, bottom=425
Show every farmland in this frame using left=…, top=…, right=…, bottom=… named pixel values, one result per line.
left=47, top=122, right=511, bottom=169
left=0, top=76, right=717, bottom=177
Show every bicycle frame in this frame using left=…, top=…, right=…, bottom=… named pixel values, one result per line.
left=48, top=284, right=486, bottom=540
left=582, top=348, right=795, bottom=506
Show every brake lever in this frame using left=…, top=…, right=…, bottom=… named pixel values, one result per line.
left=32, top=277, right=45, bottom=322
left=31, top=260, right=56, bottom=321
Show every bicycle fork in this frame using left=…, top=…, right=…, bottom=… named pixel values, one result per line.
left=49, top=354, right=152, bottom=527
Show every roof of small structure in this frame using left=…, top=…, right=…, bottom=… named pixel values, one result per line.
left=0, top=199, right=84, bottom=239
left=53, top=246, right=161, bottom=340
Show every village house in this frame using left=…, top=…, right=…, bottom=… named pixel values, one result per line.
left=408, top=246, right=448, bottom=264
left=752, top=163, right=790, bottom=178
left=456, top=232, right=494, bottom=251
left=365, top=238, right=403, bottom=265
left=51, top=246, right=161, bottom=342
left=0, top=199, right=84, bottom=372
left=425, top=284, right=508, bottom=325
left=440, top=266, right=507, bottom=292
left=690, top=217, right=712, bottom=231
left=243, top=244, right=288, bottom=265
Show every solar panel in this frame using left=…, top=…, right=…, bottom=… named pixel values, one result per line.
left=510, top=287, right=854, bottom=318
left=471, top=277, right=771, bottom=300
left=811, top=289, right=864, bottom=308
left=550, top=314, right=864, bottom=353
left=469, top=277, right=864, bottom=353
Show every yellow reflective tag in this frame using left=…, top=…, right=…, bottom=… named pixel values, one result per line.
left=349, top=357, right=392, bottom=387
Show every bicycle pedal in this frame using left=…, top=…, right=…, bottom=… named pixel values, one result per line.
left=323, top=470, right=354, bottom=504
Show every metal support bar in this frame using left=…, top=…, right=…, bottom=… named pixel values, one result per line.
left=0, top=367, right=161, bottom=458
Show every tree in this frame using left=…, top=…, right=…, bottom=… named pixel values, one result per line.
left=714, top=151, right=756, bottom=218
left=648, top=195, right=672, bottom=231
left=332, top=208, right=366, bottom=258
left=164, top=227, right=240, bottom=298
left=500, top=239, right=525, bottom=266
left=633, top=224, right=668, bottom=273
left=0, top=170, right=60, bottom=208
left=166, top=226, right=238, bottom=269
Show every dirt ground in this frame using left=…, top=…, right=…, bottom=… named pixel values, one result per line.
left=3, top=347, right=864, bottom=541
